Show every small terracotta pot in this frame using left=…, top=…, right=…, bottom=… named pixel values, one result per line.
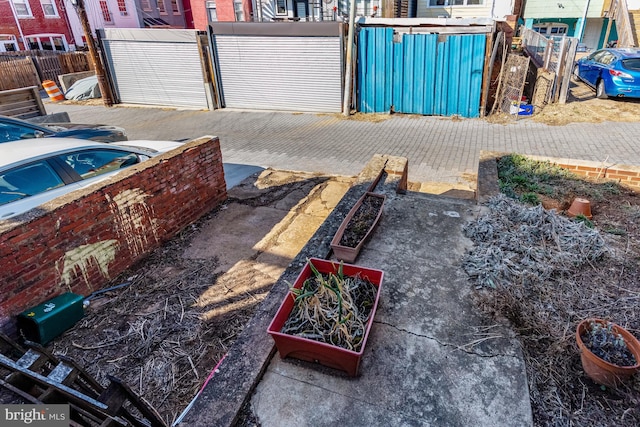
left=576, top=319, right=640, bottom=387
left=567, top=197, right=592, bottom=219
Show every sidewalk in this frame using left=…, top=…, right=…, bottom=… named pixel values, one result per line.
left=45, top=102, right=640, bottom=190
left=175, top=156, right=532, bottom=427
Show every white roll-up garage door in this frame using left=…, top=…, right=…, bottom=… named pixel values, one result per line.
left=211, top=23, right=343, bottom=113
left=101, top=29, right=209, bottom=110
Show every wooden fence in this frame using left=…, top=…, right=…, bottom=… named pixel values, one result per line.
left=0, top=52, right=92, bottom=91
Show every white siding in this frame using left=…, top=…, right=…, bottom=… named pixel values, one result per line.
left=523, top=0, right=605, bottom=19
left=214, top=35, right=342, bottom=112
left=416, top=4, right=492, bottom=19
left=102, top=29, right=208, bottom=109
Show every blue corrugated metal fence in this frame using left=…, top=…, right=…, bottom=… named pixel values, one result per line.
left=357, top=27, right=486, bottom=118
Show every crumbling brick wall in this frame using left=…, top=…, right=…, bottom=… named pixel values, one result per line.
left=0, top=136, right=227, bottom=337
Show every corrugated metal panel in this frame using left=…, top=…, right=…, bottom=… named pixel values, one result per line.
left=102, top=32, right=208, bottom=109
left=434, top=34, right=486, bottom=118
left=396, top=33, right=437, bottom=114
left=358, top=27, right=393, bottom=112
left=357, top=28, right=485, bottom=118
left=214, top=35, right=342, bottom=112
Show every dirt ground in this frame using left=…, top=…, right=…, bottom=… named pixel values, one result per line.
left=490, top=76, right=640, bottom=126
left=466, top=156, right=640, bottom=426
left=37, top=170, right=352, bottom=426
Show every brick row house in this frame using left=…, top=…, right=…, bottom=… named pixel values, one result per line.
left=0, top=0, right=75, bottom=51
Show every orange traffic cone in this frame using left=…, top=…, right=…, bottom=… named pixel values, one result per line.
left=42, top=80, right=65, bottom=102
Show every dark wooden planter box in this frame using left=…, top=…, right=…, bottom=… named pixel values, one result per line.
left=330, top=192, right=386, bottom=263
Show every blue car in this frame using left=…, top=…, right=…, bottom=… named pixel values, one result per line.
left=574, top=48, right=640, bottom=99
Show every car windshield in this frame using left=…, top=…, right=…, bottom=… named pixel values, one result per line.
left=0, top=161, right=64, bottom=206
left=0, top=122, right=51, bottom=143
left=58, top=149, right=140, bottom=179
left=621, top=58, right=640, bottom=71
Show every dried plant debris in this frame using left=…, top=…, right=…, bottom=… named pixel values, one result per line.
left=51, top=221, right=256, bottom=426
left=463, top=194, right=607, bottom=290
left=339, top=195, right=384, bottom=248
left=464, top=191, right=640, bottom=426
left=281, top=263, right=377, bottom=352
left=582, top=321, right=637, bottom=367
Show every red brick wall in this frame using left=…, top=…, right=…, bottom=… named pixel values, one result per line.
left=556, top=163, right=640, bottom=191
left=190, top=0, right=209, bottom=29
left=0, top=3, right=21, bottom=47
left=3, top=0, right=75, bottom=49
left=189, top=0, right=254, bottom=29
left=0, top=136, right=227, bottom=337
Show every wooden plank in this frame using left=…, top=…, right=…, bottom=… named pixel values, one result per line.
left=0, top=353, right=110, bottom=412
left=0, top=86, right=46, bottom=118
left=101, top=376, right=167, bottom=427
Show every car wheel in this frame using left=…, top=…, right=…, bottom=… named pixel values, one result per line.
left=596, top=80, right=608, bottom=99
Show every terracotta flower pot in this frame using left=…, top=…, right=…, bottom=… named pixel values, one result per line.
left=330, top=192, right=386, bottom=263
left=567, top=197, right=592, bottom=219
left=267, top=258, right=384, bottom=376
left=576, top=319, right=640, bottom=387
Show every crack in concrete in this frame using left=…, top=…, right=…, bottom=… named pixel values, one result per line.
left=374, top=320, right=519, bottom=359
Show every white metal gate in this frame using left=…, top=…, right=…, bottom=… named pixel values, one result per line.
left=101, top=28, right=209, bottom=110
left=210, top=23, right=343, bottom=113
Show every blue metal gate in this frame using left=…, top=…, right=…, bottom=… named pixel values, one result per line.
left=357, top=27, right=486, bottom=118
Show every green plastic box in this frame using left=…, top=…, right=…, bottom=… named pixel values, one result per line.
left=17, top=292, right=85, bottom=345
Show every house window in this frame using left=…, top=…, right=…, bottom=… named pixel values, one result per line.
left=206, top=1, right=217, bottom=21
left=276, top=0, right=286, bottom=14
left=158, top=0, right=167, bottom=14
left=532, top=23, right=568, bottom=36
left=234, top=0, right=244, bottom=21
left=0, top=35, right=19, bottom=52
left=171, top=0, right=180, bottom=14
left=141, top=0, right=152, bottom=10
left=428, top=0, right=483, bottom=5
left=12, top=0, right=32, bottom=16
left=40, top=0, right=58, bottom=17
left=26, top=34, right=67, bottom=51
left=117, top=0, right=128, bottom=15
left=99, top=0, right=113, bottom=22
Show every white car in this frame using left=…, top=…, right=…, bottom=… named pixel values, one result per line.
left=0, top=138, right=184, bottom=219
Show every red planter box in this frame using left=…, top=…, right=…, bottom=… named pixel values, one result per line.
left=267, top=258, right=384, bottom=376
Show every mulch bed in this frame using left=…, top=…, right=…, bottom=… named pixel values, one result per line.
left=464, top=155, right=640, bottom=426
left=50, top=209, right=252, bottom=426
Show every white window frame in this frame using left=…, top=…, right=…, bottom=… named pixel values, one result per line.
left=99, top=0, right=114, bottom=23
left=532, top=23, right=568, bottom=36
left=206, top=0, right=217, bottom=21
left=40, top=0, right=59, bottom=17
left=158, top=0, right=167, bottom=14
left=233, top=0, right=244, bottom=21
left=275, top=0, right=287, bottom=15
left=116, top=0, right=129, bottom=16
left=12, top=0, right=33, bottom=17
left=0, top=35, right=19, bottom=52
left=428, top=0, right=484, bottom=6
left=25, top=34, right=68, bottom=51
left=170, top=0, right=180, bottom=15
